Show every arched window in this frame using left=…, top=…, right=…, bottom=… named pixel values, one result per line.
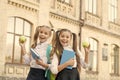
left=88, top=38, right=98, bottom=72
left=6, top=17, right=32, bottom=64
left=111, top=44, right=119, bottom=75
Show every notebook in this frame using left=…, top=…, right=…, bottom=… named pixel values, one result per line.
left=30, top=48, right=40, bottom=59
left=60, top=50, right=75, bottom=69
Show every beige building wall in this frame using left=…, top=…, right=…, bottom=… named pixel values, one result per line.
left=0, top=0, right=40, bottom=79
left=0, top=0, right=81, bottom=79
left=0, top=0, right=120, bottom=80
left=0, top=0, right=7, bottom=76
left=80, top=0, right=120, bottom=80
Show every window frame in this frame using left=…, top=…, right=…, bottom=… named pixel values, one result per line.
left=108, top=0, right=118, bottom=22
left=6, top=17, right=32, bottom=64
left=85, top=0, right=97, bottom=14
left=57, top=0, right=72, bottom=6
left=86, top=38, right=98, bottom=74
left=110, top=44, right=119, bottom=76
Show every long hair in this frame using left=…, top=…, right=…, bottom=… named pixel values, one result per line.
left=50, top=29, right=81, bottom=71
left=31, top=25, right=55, bottom=48
left=31, top=26, right=40, bottom=48
left=50, top=30, right=63, bottom=60
left=72, top=33, right=81, bottom=72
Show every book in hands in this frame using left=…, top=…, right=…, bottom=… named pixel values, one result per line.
left=30, top=48, right=40, bottom=59
left=60, top=50, right=75, bottom=69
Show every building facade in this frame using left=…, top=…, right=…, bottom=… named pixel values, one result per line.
left=0, top=0, right=120, bottom=80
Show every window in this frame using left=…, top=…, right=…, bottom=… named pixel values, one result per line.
left=111, top=44, right=119, bottom=75
left=102, top=44, right=108, bottom=61
left=58, top=0, right=71, bottom=4
left=6, top=17, right=32, bottom=64
left=108, top=0, right=118, bottom=22
left=87, top=38, right=98, bottom=72
left=64, top=0, right=71, bottom=3
left=85, top=0, right=97, bottom=14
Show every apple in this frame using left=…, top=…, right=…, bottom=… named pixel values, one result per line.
left=82, top=41, right=89, bottom=47
left=19, top=36, right=26, bottom=43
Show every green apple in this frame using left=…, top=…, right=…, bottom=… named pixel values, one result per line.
left=19, top=36, right=26, bottom=43
left=82, top=41, right=89, bottom=47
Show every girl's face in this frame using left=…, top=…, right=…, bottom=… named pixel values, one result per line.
left=59, top=31, right=72, bottom=47
left=39, top=27, right=51, bottom=43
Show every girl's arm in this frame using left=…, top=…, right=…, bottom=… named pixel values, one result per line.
left=20, top=43, right=27, bottom=56
left=36, top=59, right=49, bottom=69
left=78, top=47, right=90, bottom=68
left=58, top=58, right=74, bottom=72
left=19, top=42, right=31, bottom=64
left=36, top=44, right=52, bottom=69
left=83, top=46, right=90, bottom=64
left=50, top=54, right=74, bottom=74
left=50, top=54, right=59, bottom=74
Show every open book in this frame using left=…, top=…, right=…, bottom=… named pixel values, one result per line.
left=30, top=48, right=40, bottom=59
left=60, top=50, right=75, bottom=69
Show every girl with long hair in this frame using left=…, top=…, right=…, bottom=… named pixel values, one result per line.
left=19, top=25, right=55, bottom=80
left=50, top=29, right=90, bottom=80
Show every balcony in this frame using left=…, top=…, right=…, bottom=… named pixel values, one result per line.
left=108, top=22, right=120, bottom=35
left=4, top=63, right=29, bottom=78
left=53, top=1, right=74, bottom=17
left=85, top=12, right=101, bottom=28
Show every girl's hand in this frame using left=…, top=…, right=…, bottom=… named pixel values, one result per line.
left=36, top=59, right=49, bottom=68
left=66, top=58, right=74, bottom=66
left=19, top=40, right=27, bottom=56
left=58, top=58, right=74, bottom=72
left=36, top=59, right=43, bottom=65
left=19, top=40, right=26, bottom=47
left=83, top=45, right=90, bottom=54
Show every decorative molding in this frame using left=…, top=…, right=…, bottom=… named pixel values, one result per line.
left=8, top=0, right=38, bottom=12
left=16, top=68, right=24, bottom=74
left=109, top=22, right=120, bottom=34
left=57, top=0, right=73, bottom=7
left=85, top=12, right=101, bottom=27
left=56, top=1, right=73, bottom=16
left=5, top=63, right=29, bottom=77
left=84, top=12, right=120, bottom=37
left=50, top=12, right=83, bottom=26
left=8, top=67, right=14, bottom=74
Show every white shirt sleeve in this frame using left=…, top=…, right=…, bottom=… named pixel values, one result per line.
left=23, top=53, right=31, bottom=64
left=77, top=48, right=89, bottom=69
left=50, top=54, right=59, bottom=74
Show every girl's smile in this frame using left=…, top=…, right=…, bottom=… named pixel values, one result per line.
left=39, top=27, right=51, bottom=43
left=59, top=31, right=71, bottom=47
